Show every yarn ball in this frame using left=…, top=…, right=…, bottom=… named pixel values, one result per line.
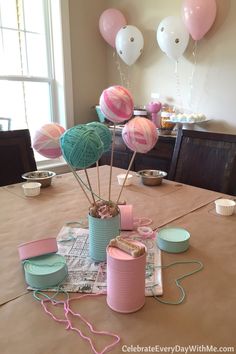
left=60, top=125, right=104, bottom=169
left=122, top=117, right=158, bottom=153
left=33, top=123, right=65, bottom=158
left=99, top=85, right=134, bottom=123
left=87, top=122, right=112, bottom=152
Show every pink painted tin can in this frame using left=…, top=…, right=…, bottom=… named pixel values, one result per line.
left=106, top=241, right=146, bottom=313
left=18, top=237, right=58, bottom=261
left=118, top=204, right=134, bottom=230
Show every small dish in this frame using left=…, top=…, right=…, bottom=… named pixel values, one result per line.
left=23, top=254, right=67, bottom=289
left=22, top=182, right=41, bottom=197
left=157, top=227, right=190, bottom=253
left=117, top=174, right=133, bottom=186
left=22, top=170, right=56, bottom=187
left=215, top=199, right=235, bottom=216
left=136, top=170, right=167, bottom=186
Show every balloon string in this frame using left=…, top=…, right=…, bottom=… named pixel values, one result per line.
left=174, top=60, right=182, bottom=112
left=113, top=51, right=124, bottom=86
left=126, top=64, right=131, bottom=91
left=113, top=51, right=131, bottom=90
left=188, top=40, right=198, bottom=112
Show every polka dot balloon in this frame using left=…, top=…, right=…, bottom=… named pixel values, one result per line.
left=122, top=117, right=158, bottom=153
left=99, top=85, right=134, bottom=124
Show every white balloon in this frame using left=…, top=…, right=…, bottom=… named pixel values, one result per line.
left=115, top=25, right=144, bottom=66
left=157, top=16, right=189, bottom=61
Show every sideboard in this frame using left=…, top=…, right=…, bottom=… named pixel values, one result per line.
left=99, top=129, right=176, bottom=177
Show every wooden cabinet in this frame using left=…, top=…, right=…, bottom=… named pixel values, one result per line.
left=99, top=129, right=176, bottom=178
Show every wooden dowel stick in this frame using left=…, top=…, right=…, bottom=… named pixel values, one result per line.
left=96, top=161, right=101, bottom=198
left=108, top=125, right=116, bottom=201
left=84, top=169, right=96, bottom=205
left=68, top=164, right=92, bottom=205
left=116, top=151, right=136, bottom=204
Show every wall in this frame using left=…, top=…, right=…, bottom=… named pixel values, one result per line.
left=68, top=0, right=108, bottom=124
left=69, top=0, right=236, bottom=133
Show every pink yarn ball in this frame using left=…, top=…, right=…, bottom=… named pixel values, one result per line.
left=99, top=85, right=134, bottom=123
left=33, top=123, right=65, bottom=158
left=122, top=117, right=158, bottom=153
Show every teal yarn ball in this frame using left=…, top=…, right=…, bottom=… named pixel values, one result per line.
left=60, top=125, right=104, bottom=169
left=87, top=122, right=112, bottom=152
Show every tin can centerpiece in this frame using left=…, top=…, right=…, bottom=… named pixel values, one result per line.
left=88, top=201, right=120, bottom=262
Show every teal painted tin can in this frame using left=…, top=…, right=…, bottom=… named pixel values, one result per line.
left=157, top=227, right=190, bottom=253
left=23, top=254, right=68, bottom=289
left=89, top=214, right=120, bottom=262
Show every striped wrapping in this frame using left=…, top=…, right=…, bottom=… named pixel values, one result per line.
left=33, top=123, right=65, bottom=159
left=99, top=85, right=133, bottom=123
left=122, top=117, right=158, bottom=153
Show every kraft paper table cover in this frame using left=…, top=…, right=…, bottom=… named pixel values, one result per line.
left=0, top=166, right=225, bottom=305
left=0, top=166, right=235, bottom=353
left=1, top=197, right=236, bottom=354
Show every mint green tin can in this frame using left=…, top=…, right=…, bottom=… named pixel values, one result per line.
left=157, top=227, right=190, bottom=253
left=89, top=214, right=120, bottom=262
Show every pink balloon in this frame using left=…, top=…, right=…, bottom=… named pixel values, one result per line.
left=99, top=8, right=127, bottom=48
left=182, top=0, right=217, bottom=41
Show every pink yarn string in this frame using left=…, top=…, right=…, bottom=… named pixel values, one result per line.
left=40, top=293, right=120, bottom=354
left=133, top=217, right=152, bottom=228
left=122, top=217, right=155, bottom=240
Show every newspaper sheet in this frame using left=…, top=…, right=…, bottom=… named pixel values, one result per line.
left=54, top=226, right=163, bottom=296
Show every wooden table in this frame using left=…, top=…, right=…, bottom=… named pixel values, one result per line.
left=0, top=166, right=235, bottom=354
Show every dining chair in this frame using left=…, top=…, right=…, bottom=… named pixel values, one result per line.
left=168, top=129, right=236, bottom=195
left=0, top=129, right=37, bottom=186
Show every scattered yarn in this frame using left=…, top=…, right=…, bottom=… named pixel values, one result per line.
left=122, top=117, right=158, bottom=153
left=87, top=122, right=112, bottom=152
left=133, top=217, right=153, bottom=228
left=151, top=260, right=204, bottom=305
left=136, top=226, right=155, bottom=239
left=60, top=125, right=104, bottom=169
left=33, top=290, right=120, bottom=354
left=33, top=123, right=65, bottom=158
left=99, top=85, right=134, bottom=123
left=58, top=220, right=88, bottom=242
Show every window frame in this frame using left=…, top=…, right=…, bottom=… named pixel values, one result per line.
left=0, top=0, right=74, bottom=172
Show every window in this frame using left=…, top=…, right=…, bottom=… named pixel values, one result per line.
left=0, top=0, right=73, bottom=166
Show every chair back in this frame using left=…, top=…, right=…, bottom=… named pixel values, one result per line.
left=0, top=129, right=37, bottom=186
left=169, top=129, right=236, bottom=195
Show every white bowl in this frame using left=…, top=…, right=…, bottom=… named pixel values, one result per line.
left=22, top=182, right=41, bottom=197
left=117, top=174, right=133, bottom=186
left=215, top=199, right=235, bottom=216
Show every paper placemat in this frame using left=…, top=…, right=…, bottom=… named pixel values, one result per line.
left=49, top=226, right=163, bottom=296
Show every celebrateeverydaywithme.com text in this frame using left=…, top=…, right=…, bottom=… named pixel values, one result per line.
left=121, top=344, right=235, bottom=353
